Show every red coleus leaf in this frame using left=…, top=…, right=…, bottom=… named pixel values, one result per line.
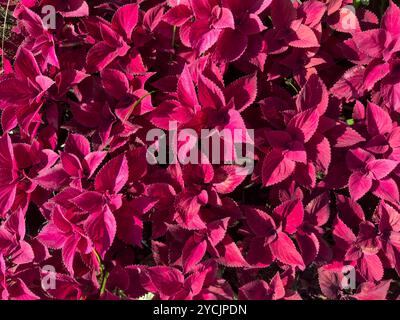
left=224, top=73, right=258, bottom=112
left=182, top=236, right=207, bottom=273
left=331, top=65, right=366, bottom=101
left=364, top=62, right=390, bottom=91
left=1, top=0, right=400, bottom=301
left=84, top=205, right=117, bottom=258
left=115, top=197, right=156, bottom=246
left=262, top=150, right=296, bottom=187
left=101, top=69, right=129, bottom=100
left=216, top=235, right=249, bottom=267
left=288, top=109, right=320, bottom=143
left=366, top=102, right=393, bottom=136
left=178, top=65, right=199, bottom=109
left=269, top=232, right=305, bottom=270
left=244, top=206, right=276, bottom=238
left=353, top=281, right=391, bottom=300
left=296, top=74, right=329, bottom=115
left=164, top=4, right=192, bottom=26
left=214, top=29, right=248, bottom=62
left=95, top=154, right=129, bottom=194
left=288, top=24, right=319, bottom=48
left=239, top=272, right=285, bottom=300
left=382, top=1, right=400, bottom=38
left=274, top=199, right=304, bottom=234
left=297, top=232, right=320, bottom=266
left=34, top=165, right=70, bottom=191
left=212, top=166, right=247, bottom=194
left=198, top=74, right=226, bottom=109
left=353, top=29, right=390, bottom=60
left=111, top=4, right=139, bottom=40
left=298, top=0, right=326, bottom=27
left=189, top=20, right=221, bottom=54
left=348, top=171, right=373, bottom=201
left=359, top=254, right=384, bottom=282
left=143, top=266, right=184, bottom=297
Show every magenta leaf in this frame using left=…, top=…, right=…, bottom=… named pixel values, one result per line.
left=95, top=154, right=129, bottom=194
left=269, top=232, right=305, bottom=270
left=84, top=205, right=116, bottom=258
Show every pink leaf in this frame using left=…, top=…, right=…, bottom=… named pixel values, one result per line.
left=37, top=223, right=67, bottom=250
left=296, top=74, right=329, bottom=115
left=262, top=150, right=296, bottom=187
left=353, top=29, right=389, bottom=59
left=366, top=102, right=393, bottom=136
left=238, top=280, right=271, bottom=300
left=288, top=109, right=320, bottom=143
left=297, top=232, right=320, bottom=266
left=86, top=42, right=120, bottom=72
left=333, top=217, right=356, bottom=247
left=83, top=152, right=107, bottom=177
left=163, top=4, right=192, bottom=26
left=372, top=178, right=400, bottom=203
left=224, top=73, right=258, bottom=112
left=212, top=166, right=247, bottom=194
left=217, top=235, right=249, bottom=267
left=178, top=65, right=199, bottom=108
left=101, top=69, right=129, bottom=100
left=144, top=267, right=184, bottom=297
left=95, top=154, right=129, bottom=194
left=111, top=4, right=139, bottom=40
left=189, top=20, right=221, bottom=53
left=327, top=123, right=365, bottom=148
left=84, top=206, right=116, bottom=258
left=207, top=218, right=230, bottom=247
left=211, top=7, right=235, bottom=30
left=198, top=74, right=226, bottom=109
left=182, top=236, right=207, bottom=273
left=349, top=171, right=373, bottom=201
left=247, top=238, right=273, bottom=267
left=367, top=159, right=397, bottom=180
left=382, top=1, right=400, bottom=38
left=364, top=62, right=390, bottom=91
left=354, top=281, right=391, bottom=300
left=61, top=152, right=82, bottom=177
left=299, top=0, right=326, bottom=27
left=331, top=66, right=366, bottom=101
left=35, top=165, right=69, bottom=191
left=238, top=14, right=266, bottom=35
left=359, top=254, right=384, bottom=282
left=336, top=194, right=365, bottom=229
left=244, top=206, right=276, bottom=237
left=289, top=24, right=319, bottom=48
left=307, top=133, right=331, bottom=173
left=269, top=231, right=305, bottom=270
left=274, top=199, right=304, bottom=234
left=65, top=133, right=90, bottom=159
left=214, top=29, right=248, bottom=62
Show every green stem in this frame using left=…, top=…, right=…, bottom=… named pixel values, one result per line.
left=171, top=26, right=177, bottom=49
left=93, top=249, right=103, bottom=272
left=1, top=0, right=11, bottom=74
left=93, top=249, right=108, bottom=296
left=285, top=79, right=299, bottom=94
left=99, top=272, right=109, bottom=296
left=169, top=0, right=180, bottom=60
left=123, top=91, right=156, bottom=123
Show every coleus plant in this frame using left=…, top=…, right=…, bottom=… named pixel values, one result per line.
left=0, top=0, right=399, bottom=301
